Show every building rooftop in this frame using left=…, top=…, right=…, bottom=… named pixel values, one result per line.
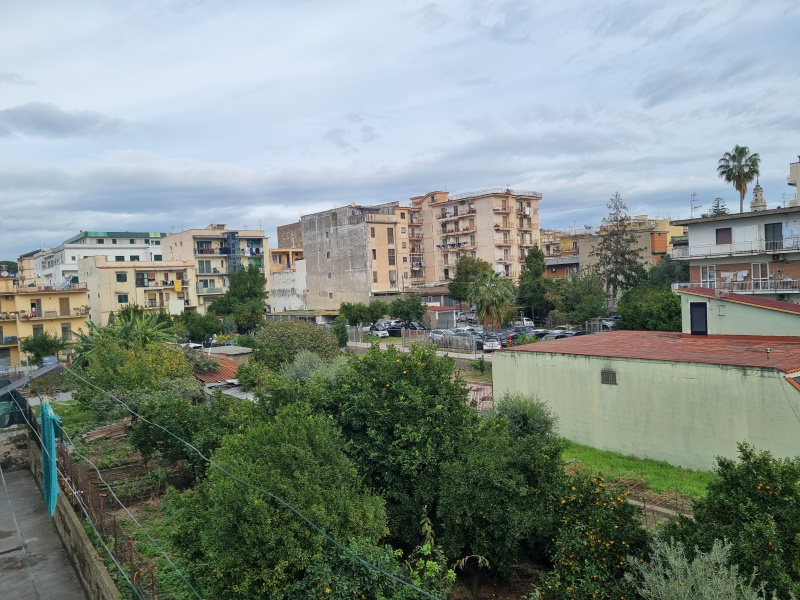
left=508, top=330, right=800, bottom=373
left=194, top=356, right=239, bottom=384
left=677, top=287, right=800, bottom=316
left=671, top=204, right=800, bottom=226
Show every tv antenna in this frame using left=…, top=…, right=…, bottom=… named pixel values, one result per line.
left=690, top=193, right=702, bottom=218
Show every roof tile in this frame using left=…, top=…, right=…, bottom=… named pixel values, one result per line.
left=194, top=356, right=239, bottom=383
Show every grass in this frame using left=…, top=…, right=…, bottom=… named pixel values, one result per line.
left=461, top=370, right=493, bottom=384
left=562, top=440, right=718, bottom=500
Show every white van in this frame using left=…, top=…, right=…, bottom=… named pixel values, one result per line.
left=512, top=317, right=534, bottom=327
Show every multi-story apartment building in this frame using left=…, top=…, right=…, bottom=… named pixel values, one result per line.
left=277, top=221, right=303, bottom=249
left=670, top=160, right=800, bottom=297
left=409, top=188, right=541, bottom=284
left=16, top=250, right=37, bottom=288
left=160, top=225, right=269, bottom=313
left=299, top=202, right=410, bottom=310
left=78, top=257, right=198, bottom=326
left=0, top=274, right=88, bottom=367
left=27, top=231, right=167, bottom=288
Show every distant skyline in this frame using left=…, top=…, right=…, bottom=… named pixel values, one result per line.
left=2, top=1, right=799, bottom=260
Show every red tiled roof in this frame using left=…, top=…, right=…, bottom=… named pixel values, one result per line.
left=509, top=330, right=800, bottom=373
left=678, top=287, right=800, bottom=316
left=194, top=356, right=239, bottom=383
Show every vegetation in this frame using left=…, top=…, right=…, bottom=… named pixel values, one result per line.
left=616, top=284, right=681, bottom=331
left=174, top=310, right=222, bottom=343
left=338, top=299, right=389, bottom=327
left=389, top=294, right=426, bottom=325
left=647, top=255, right=689, bottom=288
left=448, top=256, right=493, bottom=307
left=207, top=264, right=268, bottom=331
left=249, top=318, right=339, bottom=369
left=718, top=145, right=761, bottom=213
left=330, top=314, right=349, bottom=346
left=590, top=193, right=646, bottom=299
left=21, top=330, right=66, bottom=362
left=181, top=346, right=220, bottom=373
left=563, top=441, right=716, bottom=500
left=702, top=197, right=731, bottom=218
left=468, top=270, right=515, bottom=330
left=516, top=246, right=550, bottom=321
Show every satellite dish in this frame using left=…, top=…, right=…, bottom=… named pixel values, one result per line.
left=0, top=270, right=8, bottom=277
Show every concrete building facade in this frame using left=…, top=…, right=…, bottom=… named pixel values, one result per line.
left=268, top=248, right=307, bottom=313
left=160, top=225, right=268, bottom=313
left=78, top=257, right=198, bottom=326
left=409, top=188, right=541, bottom=284
left=276, top=221, right=303, bottom=249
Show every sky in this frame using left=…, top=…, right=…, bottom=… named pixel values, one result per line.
left=1, top=0, right=799, bottom=261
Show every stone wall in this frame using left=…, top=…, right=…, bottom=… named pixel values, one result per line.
left=0, top=424, right=30, bottom=470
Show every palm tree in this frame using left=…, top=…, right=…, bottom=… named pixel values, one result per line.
left=717, top=145, right=761, bottom=213
left=71, top=313, right=175, bottom=368
left=467, top=270, right=515, bottom=330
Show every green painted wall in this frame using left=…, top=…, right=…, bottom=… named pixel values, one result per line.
left=679, top=294, right=800, bottom=336
left=494, top=350, right=800, bottom=470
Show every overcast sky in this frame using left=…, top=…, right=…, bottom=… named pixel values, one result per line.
left=1, top=0, right=799, bottom=261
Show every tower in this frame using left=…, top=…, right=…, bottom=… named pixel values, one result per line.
left=750, top=177, right=767, bottom=211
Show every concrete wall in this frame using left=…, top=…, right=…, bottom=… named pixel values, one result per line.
left=494, top=350, right=800, bottom=470
left=679, top=294, right=800, bottom=336
left=28, top=434, right=121, bottom=600
left=0, top=424, right=30, bottom=470
left=269, top=259, right=307, bottom=312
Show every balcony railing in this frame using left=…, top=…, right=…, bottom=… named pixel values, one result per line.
left=197, top=285, right=224, bottom=294
left=671, top=237, right=800, bottom=259
left=672, top=280, right=800, bottom=293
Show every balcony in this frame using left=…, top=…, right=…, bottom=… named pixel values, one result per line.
left=672, top=279, right=800, bottom=294
left=671, top=237, right=800, bottom=259
left=195, top=246, right=232, bottom=256
left=493, top=206, right=511, bottom=214
left=197, top=284, right=224, bottom=295
left=494, top=223, right=512, bottom=231
left=494, top=239, right=512, bottom=247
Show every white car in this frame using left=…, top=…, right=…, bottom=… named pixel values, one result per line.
left=369, top=323, right=390, bottom=338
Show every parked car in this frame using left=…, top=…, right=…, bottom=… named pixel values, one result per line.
left=542, top=332, right=567, bottom=341
left=454, top=331, right=484, bottom=350
left=428, top=329, right=455, bottom=345
left=601, top=316, right=620, bottom=330
left=453, top=326, right=478, bottom=334
left=512, top=317, right=534, bottom=327
left=0, top=364, right=9, bottom=379
left=482, top=333, right=502, bottom=352
left=406, top=321, right=426, bottom=330
left=38, top=355, right=59, bottom=368
left=496, top=330, right=518, bottom=347
left=369, top=323, right=390, bottom=338
left=564, top=329, right=589, bottom=337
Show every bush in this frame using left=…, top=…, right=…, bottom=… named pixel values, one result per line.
left=251, top=319, right=339, bottom=369
left=546, top=311, right=569, bottom=328
left=490, top=391, right=559, bottom=443
left=625, top=538, right=773, bottom=600
left=331, top=315, right=349, bottom=347
left=279, top=350, right=348, bottom=385
left=182, top=347, right=220, bottom=374
left=663, top=443, right=800, bottom=598
left=470, top=355, right=490, bottom=374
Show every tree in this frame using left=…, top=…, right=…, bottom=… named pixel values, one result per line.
left=174, top=311, right=222, bottom=344
left=208, top=264, right=268, bottom=330
left=21, top=331, right=66, bottom=362
left=617, top=284, right=681, bottom=331
left=516, top=246, right=551, bottom=321
left=468, top=270, right=515, bottom=330
left=590, top=193, right=646, bottom=300
left=163, top=403, right=387, bottom=600
left=339, top=300, right=389, bottom=327
left=389, top=294, right=426, bottom=325
left=448, top=256, right=493, bottom=307
left=718, top=146, right=761, bottom=214
left=330, top=315, right=349, bottom=347
left=701, top=197, right=730, bottom=218
left=648, top=255, right=689, bottom=288
left=250, top=319, right=339, bottom=370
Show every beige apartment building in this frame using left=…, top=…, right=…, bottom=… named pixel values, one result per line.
left=78, top=257, right=198, bottom=326
left=409, top=188, right=541, bottom=284
left=160, top=225, right=269, bottom=313
left=0, top=275, right=88, bottom=367
left=298, top=202, right=410, bottom=310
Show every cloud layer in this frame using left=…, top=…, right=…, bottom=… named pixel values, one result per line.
left=0, top=0, right=798, bottom=259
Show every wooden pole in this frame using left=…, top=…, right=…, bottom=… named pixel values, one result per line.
left=129, top=537, right=135, bottom=600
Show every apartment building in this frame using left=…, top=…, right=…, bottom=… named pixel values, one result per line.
left=298, top=202, right=409, bottom=310
left=277, top=221, right=303, bottom=249
left=16, top=250, right=37, bottom=288
left=27, top=231, right=167, bottom=288
left=78, top=257, right=198, bottom=326
left=0, top=274, right=88, bottom=367
left=409, top=188, right=541, bottom=284
left=160, top=225, right=269, bottom=313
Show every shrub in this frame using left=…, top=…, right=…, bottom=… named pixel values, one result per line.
left=279, top=350, right=348, bottom=385
left=490, top=391, right=559, bottom=443
left=331, top=315, right=349, bottom=347
left=470, top=355, right=489, bottom=374
left=625, top=538, right=773, bottom=600
left=251, top=319, right=339, bottom=369
left=182, top=347, right=220, bottom=374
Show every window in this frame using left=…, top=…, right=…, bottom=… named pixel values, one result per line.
left=154, top=254, right=162, bottom=261
left=117, top=294, right=129, bottom=303
left=198, top=279, right=212, bottom=289
left=601, top=370, right=617, bottom=384
left=715, top=228, right=732, bottom=244
left=33, top=324, right=44, bottom=336
left=700, top=265, right=716, bottom=289
left=61, top=324, right=72, bottom=341
left=326, top=251, right=331, bottom=259
left=401, top=227, right=406, bottom=234
left=371, top=249, right=377, bottom=260
left=387, top=227, right=394, bottom=244
left=198, top=260, right=211, bottom=274
left=129, top=256, right=140, bottom=261
left=112, top=239, right=117, bottom=244
left=389, top=270, right=397, bottom=287
left=130, top=239, right=135, bottom=244
left=71, top=256, right=76, bottom=261
left=325, top=231, right=329, bottom=238
left=752, top=263, right=770, bottom=290
left=765, top=223, right=783, bottom=251
left=327, top=272, right=332, bottom=279
left=402, top=256, right=408, bottom=264
left=370, top=227, right=376, bottom=238
left=388, top=249, right=396, bottom=266
left=115, top=256, right=125, bottom=262
left=328, top=293, right=333, bottom=299
left=97, top=239, right=104, bottom=245
left=272, top=254, right=282, bottom=264
left=400, top=212, right=405, bottom=219
left=116, top=273, right=127, bottom=282
left=402, top=242, right=407, bottom=249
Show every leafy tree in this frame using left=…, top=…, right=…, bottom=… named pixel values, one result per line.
left=490, top=391, right=560, bottom=443
left=389, top=295, right=426, bottom=325
left=279, top=350, right=348, bottom=385
left=663, top=443, right=800, bottom=598
left=339, top=302, right=371, bottom=326
left=517, top=246, right=551, bottom=321
left=314, top=344, right=477, bottom=546
left=701, top=197, right=731, bottom=218
left=718, top=145, right=761, bottom=213
left=182, top=347, right=220, bottom=373
left=625, top=538, right=774, bottom=600
left=330, top=315, right=349, bottom=346
left=21, top=331, right=66, bottom=362
left=468, top=270, right=515, bottom=330
left=208, top=264, right=268, bottom=330
left=561, top=270, right=607, bottom=324
left=616, top=284, right=681, bottom=331
left=163, top=403, right=387, bottom=600
left=590, top=193, right=646, bottom=299
left=648, top=255, right=689, bottom=287
left=448, top=256, right=493, bottom=307
left=221, top=314, right=237, bottom=335
left=174, top=311, right=222, bottom=344
left=251, top=319, right=339, bottom=370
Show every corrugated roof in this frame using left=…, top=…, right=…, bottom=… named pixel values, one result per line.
left=194, top=356, right=239, bottom=383
left=678, top=287, right=800, bottom=316
left=508, top=330, right=800, bottom=373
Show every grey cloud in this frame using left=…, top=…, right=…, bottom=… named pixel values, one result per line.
left=0, top=102, right=124, bottom=139
left=323, top=127, right=356, bottom=152
left=0, top=73, right=33, bottom=86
